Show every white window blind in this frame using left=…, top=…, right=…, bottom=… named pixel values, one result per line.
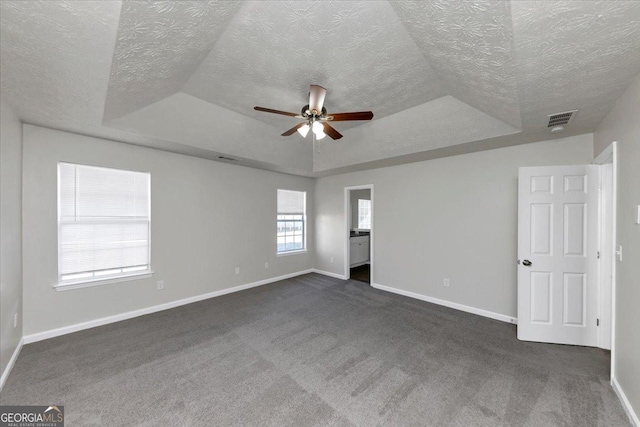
left=277, top=189, right=306, bottom=253
left=358, top=199, right=371, bottom=229
left=277, top=189, right=305, bottom=214
left=58, top=163, right=151, bottom=286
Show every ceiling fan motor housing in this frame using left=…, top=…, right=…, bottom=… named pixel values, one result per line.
left=302, top=104, right=327, bottom=118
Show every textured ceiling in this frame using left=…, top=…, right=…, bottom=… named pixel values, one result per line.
left=105, top=0, right=243, bottom=121
left=0, top=1, right=120, bottom=127
left=390, top=0, right=521, bottom=129
left=1, top=1, right=639, bottom=177
left=512, top=0, right=640, bottom=132
left=113, top=0, right=448, bottom=129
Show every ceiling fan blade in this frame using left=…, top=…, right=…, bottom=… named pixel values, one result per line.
left=308, top=85, right=327, bottom=115
left=254, top=106, right=298, bottom=117
left=325, top=111, right=374, bottom=121
left=322, top=123, right=343, bottom=140
left=281, top=123, right=305, bottom=136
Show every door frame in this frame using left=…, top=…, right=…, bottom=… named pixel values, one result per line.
left=344, top=184, right=374, bottom=283
left=594, top=141, right=618, bottom=376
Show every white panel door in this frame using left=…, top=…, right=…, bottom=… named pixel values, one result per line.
left=518, top=165, right=599, bottom=346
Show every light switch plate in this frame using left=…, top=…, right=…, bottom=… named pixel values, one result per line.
left=636, top=205, right=640, bottom=224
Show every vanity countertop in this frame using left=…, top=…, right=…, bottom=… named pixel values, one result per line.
left=350, top=231, right=370, bottom=237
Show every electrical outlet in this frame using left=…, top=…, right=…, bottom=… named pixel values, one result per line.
left=330, top=257, right=334, bottom=264
left=264, top=262, right=269, bottom=269
left=616, top=245, right=623, bottom=262
left=14, top=313, right=18, bottom=328
left=443, top=278, right=450, bottom=287
left=157, top=280, right=164, bottom=290
left=235, top=267, right=240, bottom=275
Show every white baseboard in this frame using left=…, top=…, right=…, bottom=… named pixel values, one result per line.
left=23, top=269, right=314, bottom=344
left=0, top=338, right=24, bottom=391
left=312, top=269, right=348, bottom=280
left=612, top=376, right=640, bottom=426
left=371, top=282, right=517, bottom=324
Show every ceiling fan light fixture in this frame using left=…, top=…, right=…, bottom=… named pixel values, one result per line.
left=297, top=124, right=310, bottom=137
left=312, top=121, right=326, bottom=139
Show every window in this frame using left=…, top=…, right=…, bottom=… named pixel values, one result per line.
left=358, top=199, right=371, bottom=229
left=277, top=189, right=306, bottom=253
left=57, top=163, right=151, bottom=287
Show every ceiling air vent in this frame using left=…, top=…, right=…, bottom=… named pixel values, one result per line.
left=547, top=110, right=577, bottom=128
left=216, top=156, right=237, bottom=162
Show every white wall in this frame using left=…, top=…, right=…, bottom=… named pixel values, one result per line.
left=0, top=98, right=23, bottom=382
left=315, top=134, right=594, bottom=319
left=594, top=72, right=640, bottom=422
left=22, top=125, right=314, bottom=337
left=350, top=189, right=370, bottom=230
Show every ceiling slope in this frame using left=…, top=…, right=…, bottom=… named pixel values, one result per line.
left=104, top=0, right=243, bottom=121
left=313, top=95, right=520, bottom=171
left=183, top=0, right=446, bottom=129
left=391, top=0, right=522, bottom=129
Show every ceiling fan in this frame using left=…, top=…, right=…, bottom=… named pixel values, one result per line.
left=254, top=85, right=374, bottom=140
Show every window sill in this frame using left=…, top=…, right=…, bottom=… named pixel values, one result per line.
left=277, top=249, right=307, bottom=257
left=54, top=271, right=153, bottom=291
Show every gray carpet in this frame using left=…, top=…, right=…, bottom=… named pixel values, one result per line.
left=1, top=273, right=629, bottom=426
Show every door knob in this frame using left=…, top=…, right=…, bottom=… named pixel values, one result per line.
left=522, top=259, right=532, bottom=266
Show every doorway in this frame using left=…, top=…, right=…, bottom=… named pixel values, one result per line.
left=345, top=185, right=374, bottom=284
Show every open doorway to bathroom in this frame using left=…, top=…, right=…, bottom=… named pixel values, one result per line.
left=345, top=185, right=373, bottom=284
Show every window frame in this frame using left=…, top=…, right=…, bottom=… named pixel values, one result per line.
left=55, top=162, right=153, bottom=291
left=276, top=190, right=307, bottom=255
